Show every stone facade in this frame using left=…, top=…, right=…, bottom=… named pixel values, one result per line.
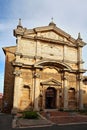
left=2, top=20, right=87, bottom=113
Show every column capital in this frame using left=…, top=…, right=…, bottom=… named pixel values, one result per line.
left=13, top=70, right=22, bottom=76
left=33, top=72, right=40, bottom=78
left=62, top=74, right=68, bottom=80
left=63, top=75, right=68, bottom=80
left=61, top=70, right=68, bottom=80
left=77, top=75, right=83, bottom=81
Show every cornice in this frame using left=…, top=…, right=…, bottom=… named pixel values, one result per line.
left=76, top=39, right=87, bottom=47
left=76, top=69, right=87, bottom=73
left=12, top=61, right=33, bottom=69
left=14, top=53, right=79, bottom=65
left=12, top=60, right=85, bottom=74
left=34, top=25, right=71, bottom=39
left=2, top=46, right=16, bottom=55
left=22, top=35, right=77, bottom=47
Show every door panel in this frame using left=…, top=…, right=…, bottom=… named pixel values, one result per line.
left=45, top=87, right=56, bottom=109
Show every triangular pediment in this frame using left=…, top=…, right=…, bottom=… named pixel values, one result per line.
left=23, top=24, right=77, bottom=46
left=35, top=24, right=70, bottom=39
left=14, top=22, right=86, bottom=47
left=40, top=78, right=62, bottom=86
left=39, top=31, right=65, bottom=42
left=2, top=46, right=16, bottom=55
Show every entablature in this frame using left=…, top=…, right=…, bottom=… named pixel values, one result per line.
left=22, top=35, right=77, bottom=48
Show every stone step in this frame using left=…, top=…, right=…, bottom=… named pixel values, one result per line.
left=40, top=111, right=70, bottom=118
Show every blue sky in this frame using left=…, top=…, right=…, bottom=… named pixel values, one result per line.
left=0, top=0, right=87, bottom=93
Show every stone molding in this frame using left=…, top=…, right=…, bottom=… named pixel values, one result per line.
left=34, top=59, right=72, bottom=71
left=33, top=72, right=40, bottom=78
left=40, top=78, right=62, bottom=86
left=13, top=70, right=22, bottom=76
left=22, top=35, right=77, bottom=48
left=14, top=52, right=79, bottom=64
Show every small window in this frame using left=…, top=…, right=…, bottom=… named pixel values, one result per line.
left=24, top=85, right=30, bottom=89
left=68, top=87, right=75, bottom=100
left=69, top=87, right=75, bottom=92
left=23, top=85, right=30, bottom=99
left=83, top=79, right=87, bottom=85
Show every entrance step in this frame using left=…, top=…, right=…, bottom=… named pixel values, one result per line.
left=40, top=111, right=87, bottom=125
left=40, top=110, right=70, bottom=118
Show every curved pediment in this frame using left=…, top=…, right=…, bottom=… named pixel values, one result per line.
left=34, top=59, right=72, bottom=71
left=40, top=78, right=62, bottom=86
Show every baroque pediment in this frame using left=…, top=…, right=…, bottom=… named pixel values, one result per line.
left=14, top=21, right=86, bottom=47
left=40, top=78, right=62, bottom=86
left=24, top=25, right=74, bottom=45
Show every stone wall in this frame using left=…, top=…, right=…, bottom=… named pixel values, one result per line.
left=16, top=37, right=78, bottom=71
left=2, top=50, right=15, bottom=113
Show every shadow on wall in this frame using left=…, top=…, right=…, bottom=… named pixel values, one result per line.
left=11, top=94, right=43, bottom=114
left=2, top=86, right=86, bottom=114
left=11, top=87, right=77, bottom=114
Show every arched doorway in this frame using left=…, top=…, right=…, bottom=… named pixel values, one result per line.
left=45, top=87, right=56, bottom=109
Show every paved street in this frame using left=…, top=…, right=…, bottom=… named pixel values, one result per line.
left=0, top=113, right=87, bottom=130
left=0, top=113, right=12, bottom=130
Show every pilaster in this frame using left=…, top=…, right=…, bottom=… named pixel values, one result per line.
left=76, top=37, right=84, bottom=110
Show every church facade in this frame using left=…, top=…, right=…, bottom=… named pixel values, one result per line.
left=2, top=20, right=87, bottom=113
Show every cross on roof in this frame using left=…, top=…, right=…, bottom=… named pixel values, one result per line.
left=51, top=17, right=54, bottom=22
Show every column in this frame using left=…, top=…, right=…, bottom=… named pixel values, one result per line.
left=12, top=70, right=22, bottom=114
left=33, top=69, right=40, bottom=111
left=63, top=73, right=68, bottom=110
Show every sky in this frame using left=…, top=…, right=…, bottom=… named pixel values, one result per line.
left=0, top=0, right=87, bottom=93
